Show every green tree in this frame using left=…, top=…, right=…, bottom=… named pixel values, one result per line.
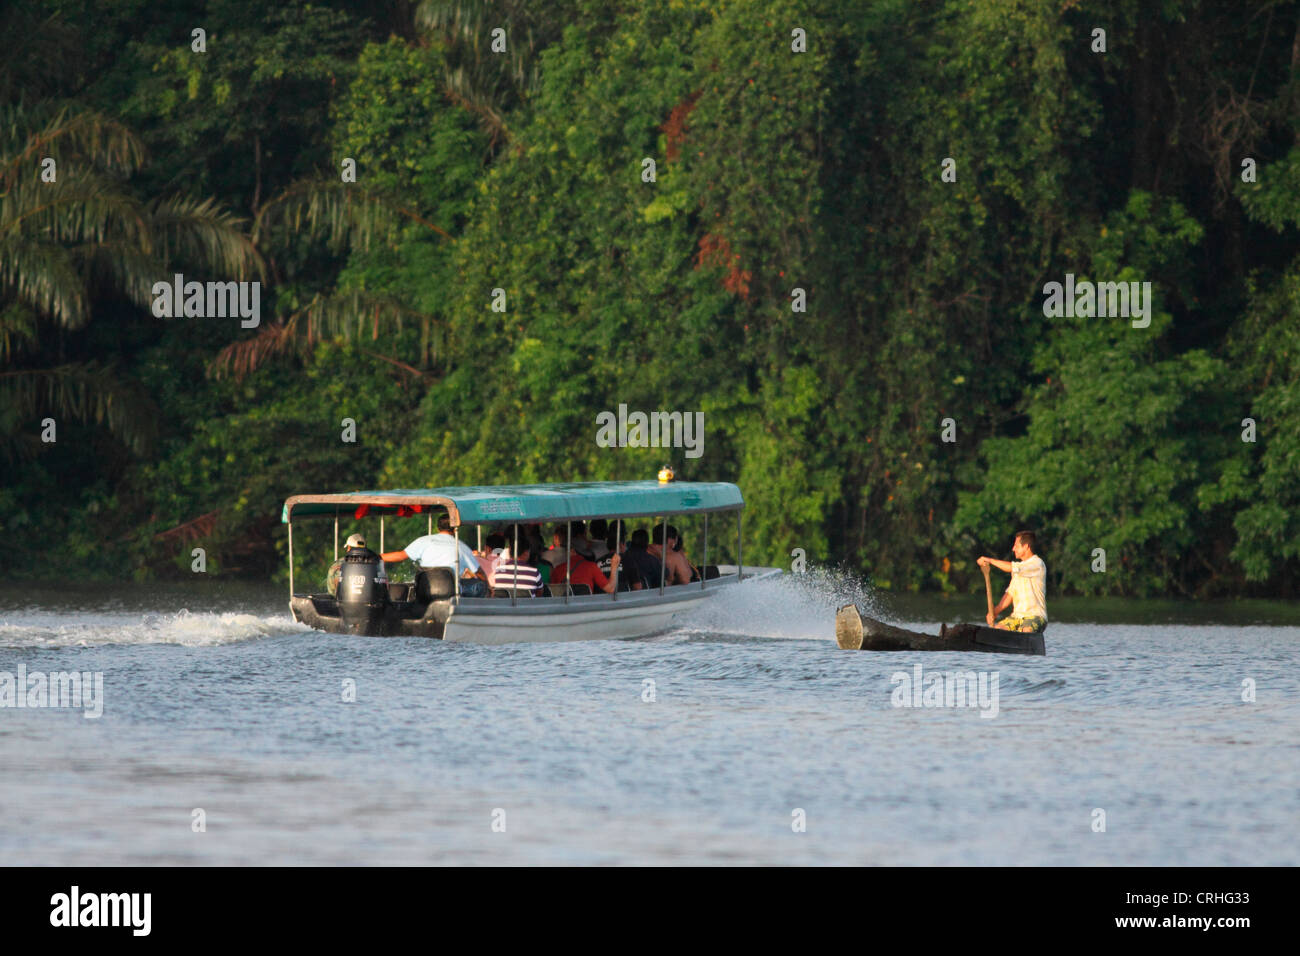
left=954, top=193, right=1224, bottom=596
left=1207, top=142, right=1300, bottom=587
left=0, top=103, right=258, bottom=458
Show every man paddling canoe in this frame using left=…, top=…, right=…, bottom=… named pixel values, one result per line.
left=976, top=531, right=1047, bottom=633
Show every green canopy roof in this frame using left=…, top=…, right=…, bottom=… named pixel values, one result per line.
left=282, top=481, right=743, bottom=525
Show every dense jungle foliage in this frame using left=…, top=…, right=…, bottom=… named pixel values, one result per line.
left=3, top=0, right=1299, bottom=597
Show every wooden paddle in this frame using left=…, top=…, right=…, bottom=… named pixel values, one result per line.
left=981, top=562, right=994, bottom=623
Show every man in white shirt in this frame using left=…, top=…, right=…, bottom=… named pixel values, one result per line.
left=382, top=514, right=481, bottom=577
left=977, top=530, right=1047, bottom=632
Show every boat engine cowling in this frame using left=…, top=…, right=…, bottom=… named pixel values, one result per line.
left=338, top=550, right=388, bottom=632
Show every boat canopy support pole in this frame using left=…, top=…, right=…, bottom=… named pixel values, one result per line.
left=428, top=513, right=432, bottom=535
left=454, top=525, right=461, bottom=600
left=380, top=516, right=384, bottom=554
left=737, top=512, right=743, bottom=581
left=512, top=524, right=518, bottom=606
left=333, top=514, right=338, bottom=560
left=612, top=521, right=620, bottom=601
left=477, top=526, right=482, bottom=551
left=660, top=515, right=667, bottom=594
left=287, top=519, right=294, bottom=599
left=565, top=521, right=571, bottom=604
left=702, top=513, right=708, bottom=590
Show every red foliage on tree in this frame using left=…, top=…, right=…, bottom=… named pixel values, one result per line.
left=660, top=90, right=701, bottom=163
left=695, top=232, right=751, bottom=299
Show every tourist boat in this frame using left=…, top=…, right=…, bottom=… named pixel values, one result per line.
left=282, top=480, right=779, bottom=643
left=835, top=605, right=1046, bottom=656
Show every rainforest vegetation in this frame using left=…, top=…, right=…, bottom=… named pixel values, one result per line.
left=3, top=0, right=1299, bottom=597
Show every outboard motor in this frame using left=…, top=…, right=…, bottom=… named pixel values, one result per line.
left=338, top=550, right=389, bottom=634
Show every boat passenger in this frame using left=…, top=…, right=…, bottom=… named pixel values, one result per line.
left=671, top=530, right=704, bottom=583
left=549, top=544, right=622, bottom=594
left=501, top=525, right=550, bottom=584
left=977, top=531, right=1047, bottom=632
left=621, top=529, right=665, bottom=591
left=381, top=513, right=488, bottom=597
left=597, top=532, right=634, bottom=591
left=522, top=525, right=547, bottom=578
left=477, top=532, right=507, bottom=587
left=569, top=521, right=597, bottom=560
left=327, top=532, right=387, bottom=597
left=493, top=541, right=543, bottom=595
left=540, top=534, right=568, bottom=569
left=669, top=531, right=704, bottom=582
left=546, top=530, right=574, bottom=584
left=647, top=525, right=693, bottom=585
left=588, top=519, right=611, bottom=560
left=543, top=523, right=596, bottom=570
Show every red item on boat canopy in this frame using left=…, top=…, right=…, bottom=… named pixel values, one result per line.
left=354, top=504, right=370, bottom=520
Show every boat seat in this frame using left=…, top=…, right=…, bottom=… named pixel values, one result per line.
left=491, top=588, right=535, bottom=599
left=544, top=584, right=572, bottom=597
left=416, top=568, right=456, bottom=602
left=569, top=584, right=592, bottom=596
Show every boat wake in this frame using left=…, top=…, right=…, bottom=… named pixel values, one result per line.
left=0, top=608, right=309, bottom=649
left=672, top=566, right=880, bottom=641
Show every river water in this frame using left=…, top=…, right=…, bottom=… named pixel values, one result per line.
left=1, top=575, right=1296, bottom=865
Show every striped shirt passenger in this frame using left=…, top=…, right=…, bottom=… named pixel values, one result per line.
left=492, top=554, right=543, bottom=594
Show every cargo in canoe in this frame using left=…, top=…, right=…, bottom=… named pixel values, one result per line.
left=835, top=604, right=1046, bottom=656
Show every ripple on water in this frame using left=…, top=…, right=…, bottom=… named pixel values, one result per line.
left=0, top=607, right=308, bottom=648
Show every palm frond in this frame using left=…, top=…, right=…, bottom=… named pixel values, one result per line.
left=1, top=191, right=257, bottom=324
left=414, top=0, right=561, bottom=140
left=0, top=301, right=39, bottom=362
left=0, top=103, right=145, bottom=191
left=208, top=317, right=307, bottom=383
left=416, top=0, right=551, bottom=90
left=416, top=0, right=491, bottom=42
left=1, top=172, right=150, bottom=248
left=70, top=240, right=169, bottom=312
left=209, top=289, right=440, bottom=382
left=0, top=235, right=88, bottom=327
left=254, top=179, right=453, bottom=252
left=147, top=195, right=264, bottom=281
left=0, top=362, right=158, bottom=457
left=299, top=287, right=438, bottom=342
left=441, top=73, right=511, bottom=143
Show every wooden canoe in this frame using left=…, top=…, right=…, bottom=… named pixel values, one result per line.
left=836, top=605, right=1046, bottom=656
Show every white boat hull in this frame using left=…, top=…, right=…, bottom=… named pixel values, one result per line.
left=442, top=566, right=780, bottom=644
